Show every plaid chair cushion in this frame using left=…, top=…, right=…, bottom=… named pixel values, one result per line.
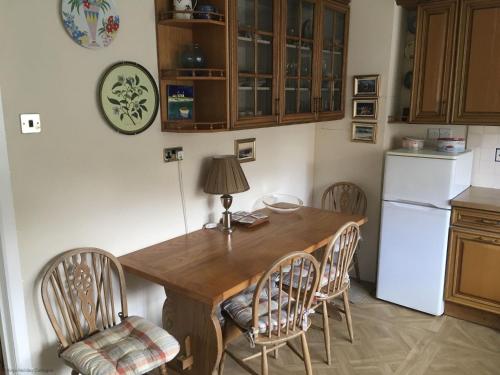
left=282, top=262, right=349, bottom=289
left=222, top=284, right=292, bottom=333
left=61, top=316, right=180, bottom=375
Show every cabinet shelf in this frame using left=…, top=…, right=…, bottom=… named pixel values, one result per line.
left=162, top=68, right=226, bottom=81
left=162, top=121, right=228, bottom=132
left=159, top=11, right=225, bottom=27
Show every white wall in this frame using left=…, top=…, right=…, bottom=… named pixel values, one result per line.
left=0, top=0, right=315, bottom=371
left=313, top=0, right=399, bottom=283
left=468, top=126, right=500, bottom=188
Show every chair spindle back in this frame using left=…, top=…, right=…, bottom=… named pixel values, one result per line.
left=41, top=248, right=128, bottom=352
left=322, top=182, right=367, bottom=216
left=252, top=252, right=320, bottom=344
left=320, top=222, right=360, bottom=296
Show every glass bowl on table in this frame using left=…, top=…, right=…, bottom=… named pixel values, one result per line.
left=262, top=194, right=303, bottom=213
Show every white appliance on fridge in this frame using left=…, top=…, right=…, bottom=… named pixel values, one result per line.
left=376, top=149, right=473, bottom=316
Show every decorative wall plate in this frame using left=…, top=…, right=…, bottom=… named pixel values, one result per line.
left=62, top=0, right=120, bottom=49
left=99, top=62, right=159, bottom=135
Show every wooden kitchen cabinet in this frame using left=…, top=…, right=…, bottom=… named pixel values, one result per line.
left=445, top=199, right=500, bottom=329
left=230, top=0, right=350, bottom=129
left=317, top=0, right=350, bottom=121
left=230, top=0, right=281, bottom=129
left=451, top=0, right=500, bottom=124
left=409, top=0, right=458, bottom=123
left=401, top=0, right=500, bottom=125
left=279, top=0, right=320, bottom=124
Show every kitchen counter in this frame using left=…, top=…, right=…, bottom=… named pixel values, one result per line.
left=452, top=186, right=500, bottom=213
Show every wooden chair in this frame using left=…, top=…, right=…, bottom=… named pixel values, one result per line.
left=313, top=222, right=360, bottom=365
left=220, top=252, right=321, bottom=375
left=321, top=182, right=367, bottom=280
left=41, top=248, right=180, bottom=375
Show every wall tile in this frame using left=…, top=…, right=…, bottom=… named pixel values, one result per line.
left=469, top=126, right=500, bottom=188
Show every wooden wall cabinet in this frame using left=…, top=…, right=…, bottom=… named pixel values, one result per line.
left=229, top=0, right=350, bottom=129
left=445, top=207, right=500, bottom=329
left=452, top=0, right=500, bottom=124
left=407, top=0, right=500, bottom=125
left=155, top=0, right=230, bottom=132
left=409, top=0, right=457, bottom=123
left=156, top=0, right=349, bottom=132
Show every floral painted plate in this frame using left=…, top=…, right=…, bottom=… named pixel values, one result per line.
left=99, top=62, right=159, bottom=135
left=62, top=0, right=120, bottom=48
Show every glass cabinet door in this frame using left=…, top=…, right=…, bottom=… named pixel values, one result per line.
left=282, top=0, right=318, bottom=121
left=319, top=1, right=349, bottom=119
left=233, top=0, right=278, bottom=127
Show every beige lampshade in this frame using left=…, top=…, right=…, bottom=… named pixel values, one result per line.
left=204, top=155, right=250, bottom=195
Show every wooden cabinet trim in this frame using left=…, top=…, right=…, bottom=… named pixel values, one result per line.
left=452, top=207, right=500, bottom=234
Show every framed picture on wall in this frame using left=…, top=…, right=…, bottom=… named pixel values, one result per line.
left=353, top=99, right=378, bottom=120
left=352, top=122, right=377, bottom=143
left=353, top=75, right=380, bottom=97
left=167, top=85, right=194, bottom=121
left=99, top=61, right=159, bottom=135
left=235, top=138, right=256, bottom=163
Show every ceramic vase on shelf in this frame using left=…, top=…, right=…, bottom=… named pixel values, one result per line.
left=174, top=0, right=197, bottom=19
left=180, top=43, right=207, bottom=73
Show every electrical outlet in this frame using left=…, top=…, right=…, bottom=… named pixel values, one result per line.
left=496, top=148, right=500, bottom=162
left=427, top=128, right=440, bottom=140
left=20, top=114, right=41, bottom=133
left=164, top=147, right=184, bottom=163
left=439, top=128, right=453, bottom=138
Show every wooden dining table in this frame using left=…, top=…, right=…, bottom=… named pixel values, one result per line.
left=119, top=206, right=367, bottom=375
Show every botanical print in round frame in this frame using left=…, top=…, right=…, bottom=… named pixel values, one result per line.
left=99, top=62, right=159, bottom=135
left=62, top=0, right=120, bottom=49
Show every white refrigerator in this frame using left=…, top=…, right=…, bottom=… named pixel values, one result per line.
left=376, top=149, right=473, bottom=316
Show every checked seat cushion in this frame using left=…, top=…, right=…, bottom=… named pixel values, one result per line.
left=61, top=316, right=180, bottom=375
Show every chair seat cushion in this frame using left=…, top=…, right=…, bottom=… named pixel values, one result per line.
left=282, top=262, right=349, bottom=290
left=61, top=316, right=180, bottom=375
left=222, top=284, right=293, bottom=334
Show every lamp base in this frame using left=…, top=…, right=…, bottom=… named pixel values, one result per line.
left=220, top=194, right=233, bottom=233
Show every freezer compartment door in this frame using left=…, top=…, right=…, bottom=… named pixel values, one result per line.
left=383, top=153, right=472, bottom=209
left=376, top=200, right=451, bottom=315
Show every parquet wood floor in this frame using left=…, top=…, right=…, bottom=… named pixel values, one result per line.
left=222, top=282, right=500, bottom=375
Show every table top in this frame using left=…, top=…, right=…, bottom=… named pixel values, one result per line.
left=452, top=186, right=500, bottom=213
left=119, top=206, right=367, bottom=307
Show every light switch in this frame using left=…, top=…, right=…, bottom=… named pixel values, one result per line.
left=20, top=114, right=41, bottom=134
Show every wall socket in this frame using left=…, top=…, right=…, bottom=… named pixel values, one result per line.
left=496, top=148, right=500, bottom=163
left=164, top=147, right=184, bottom=162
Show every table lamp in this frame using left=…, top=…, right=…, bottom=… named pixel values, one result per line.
left=204, top=155, right=250, bottom=233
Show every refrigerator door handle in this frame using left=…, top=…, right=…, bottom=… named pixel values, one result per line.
left=385, top=200, right=447, bottom=211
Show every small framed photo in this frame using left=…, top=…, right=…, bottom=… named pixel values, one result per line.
left=235, top=138, right=256, bottom=163
left=167, top=84, right=194, bottom=121
left=353, top=75, right=380, bottom=97
left=353, top=99, right=378, bottom=119
left=352, top=122, right=377, bottom=143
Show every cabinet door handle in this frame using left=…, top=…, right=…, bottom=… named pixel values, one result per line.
left=480, top=219, right=500, bottom=226
left=314, top=97, right=320, bottom=114
left=474, top=236, right=500, bottom=245
left=274, top=98, right=280, bottom=123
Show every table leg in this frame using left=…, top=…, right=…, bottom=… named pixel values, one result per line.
left=163, top=288, right=223, bottom=375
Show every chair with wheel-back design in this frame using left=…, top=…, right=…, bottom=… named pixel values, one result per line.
left=321, top=182, right=367, bottom=280
left=220, top=251, right=321, bottom=375
left=41, top=248, right=180, bottom=375
left=313, top=222, right=360, bottom=365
